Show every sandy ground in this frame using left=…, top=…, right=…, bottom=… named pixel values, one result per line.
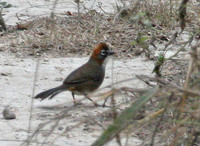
left=0, top=52, right=154, bottom=146
left=3, top=0, right=129, bottom=26
left=0, top=0, right=155, bottom=145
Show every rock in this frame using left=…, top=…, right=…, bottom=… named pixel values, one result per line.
left=134, top=48, right=143, bottom=56
left=58, top=126, right=64, bottom=131
left=1, top=72, right=12, bottom=76
left=2, top=107, right=16, bottom=120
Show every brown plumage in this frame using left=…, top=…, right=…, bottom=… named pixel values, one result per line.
left=34, top=42, right=115, bottom=104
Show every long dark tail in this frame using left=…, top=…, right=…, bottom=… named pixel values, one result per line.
left=34, top=85, right=66, bottom=101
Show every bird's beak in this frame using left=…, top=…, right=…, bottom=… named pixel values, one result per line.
left=107, top=50, right=115, bottom=56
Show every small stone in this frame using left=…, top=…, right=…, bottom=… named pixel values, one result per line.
left=58, top=126, right=64, bottom=131
left=54, top=77, right=63, bottom=81
left=1, top=72, right=12, bottom=76
left=134, top=48, right=143, bottom=56
left=3, top=107, right=16, bottom=120
left=43, top=58, right=49, bottom=62
left=83, top=127, right=90, bottom=131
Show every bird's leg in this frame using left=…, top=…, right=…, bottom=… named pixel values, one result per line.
left=72, top=93, right=82, bottom=106
left=102, top=95, right=111, bottom=107
left=84, top=94, right=99, bottom=107
left=72, top=92, right=77, bottom=105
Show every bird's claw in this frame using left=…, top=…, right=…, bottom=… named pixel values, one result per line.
left=93, top=102, right=99, bottom=107
left=102, top=103, right=106, bottom=108
left=73, top=100, right=82, bottom=106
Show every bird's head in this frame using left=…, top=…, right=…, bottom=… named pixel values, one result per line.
left=90, top=42, right=115, bottom=64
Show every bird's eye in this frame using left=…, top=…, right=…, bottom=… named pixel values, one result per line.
left=101, top=50, right=107, bottom=56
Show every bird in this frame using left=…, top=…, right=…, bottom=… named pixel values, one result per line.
left=34, top=42, right=115, bottom=106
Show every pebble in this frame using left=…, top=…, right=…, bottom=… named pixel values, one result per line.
left=58, top=126, right=64, bottom=131
left=2, top=107, right=16, bottom=120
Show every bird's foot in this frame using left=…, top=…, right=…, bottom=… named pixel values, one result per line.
left=92, top=101, right=100, bottom=107
left=73, top=100, right=82, bottom=106
left=102, top=103, right=106, bottom=108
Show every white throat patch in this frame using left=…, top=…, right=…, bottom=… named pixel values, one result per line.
left=102, top=56, right=110, bottom=68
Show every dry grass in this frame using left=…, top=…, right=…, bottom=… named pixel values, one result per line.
left=0, top=0, right=199, bottom=58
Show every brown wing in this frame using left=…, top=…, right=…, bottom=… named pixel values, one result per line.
left=63, top=62, right=105, bottom=87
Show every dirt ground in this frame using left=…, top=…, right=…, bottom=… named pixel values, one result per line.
left=0, top=51, right=154, bottom=145
left=0, top=1, right=154, bottom=145
left=3, top=0, right=127, bottom=26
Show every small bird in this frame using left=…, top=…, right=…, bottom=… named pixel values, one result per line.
left=34, top=42, right=115, bottom=105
